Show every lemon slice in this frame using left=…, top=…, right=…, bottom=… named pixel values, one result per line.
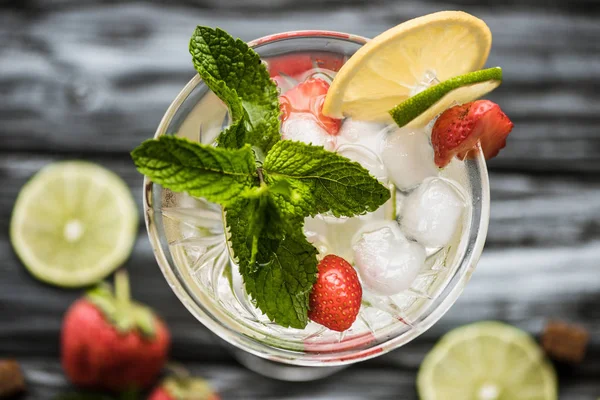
left=10, top=161, right=138, bottom=287
left=323, top=11, right=492, bottom=121
left=418, top=322, right=558, bottom=400
left=390, top=67, right=502, bottom=128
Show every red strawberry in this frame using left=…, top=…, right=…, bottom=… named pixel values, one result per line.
left=431, top=100, right=514, bottom=168
left=280, top=78, right=342, bottom=135
left=148, top=376, right=219, bottom=400
left=308, top=255, right=362, bottom=332
left=61, top=271, right=170, bottom=392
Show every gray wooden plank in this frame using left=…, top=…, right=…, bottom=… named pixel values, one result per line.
left=10, top=353, right=600, bottom=400
left=0, top=4, right=599, bottom=173
left=3, top=154, right=600, bottom=250
left=1, top=2, right=600, bottom=398
left=4, top=0, right=600, bottom=14
left=487, top=172, right=600, bottom=247
left=1, top=156, right=599, bottom=393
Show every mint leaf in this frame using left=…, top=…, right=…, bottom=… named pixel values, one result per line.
left=131, top=136, right=257, bottom=205
left=267, top=178, right=316, bottom=219
left=218, top=118, right=248, bottom=150
left=189, top=27, right=280, bottom=153
left=263, top=140, right=391, bottom=218
left=225, top=187, right=283, bottom=274
left=225, top=187, right=313, bottom=328
left=244, top=226, right=318, bottom=329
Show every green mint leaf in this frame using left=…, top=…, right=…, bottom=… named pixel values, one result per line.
left=263, top=140, right=391, bottom=218
left=268, top=178, right=316, bottom=219
left=131, top=136, right=257, bottom=205
left=244, top=226, right=318, bottom=329
left=217, top=118, right=248, bottom=150
left=225, top=188, right=283, bottom=274
left=225, top=187, right=313, bottom=328
left=189, top=26, right=281, bottom=153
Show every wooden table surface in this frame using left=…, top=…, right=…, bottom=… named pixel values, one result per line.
left=1, top=0, right=599, bottom=398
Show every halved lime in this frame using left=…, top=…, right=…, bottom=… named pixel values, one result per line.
left=10, top=161, right=138, bottom=287
left=418, top=321, right=557, bottom=400
left=390, top=67, right=503, bottom=128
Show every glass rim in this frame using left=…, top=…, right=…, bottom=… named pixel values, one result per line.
left=143, top=30, right=490, bottom=367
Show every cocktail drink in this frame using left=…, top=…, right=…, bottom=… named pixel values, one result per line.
left=135, top=11, right=512, bottom=378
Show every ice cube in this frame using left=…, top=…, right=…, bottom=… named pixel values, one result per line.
left=281, top=115, right=336, bottom=151
left=351, top=219, right=402, bottom=246
left=336, top=144, right=387, bottom=180
left=381, top=127, right=438, bottom=190
left=305, top=209, right=391, bottom=264
left=400, top=177, right=465, bottom=248
left=353, top=223, right=426, bottom=296
left=337, top=119, right=386, bottom=154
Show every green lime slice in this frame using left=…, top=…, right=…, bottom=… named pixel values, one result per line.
left=10, top=161, right=138, bottom=287
left=417, top=321, right=557, bottom=400
left=390, top=67, right=502, bottom=128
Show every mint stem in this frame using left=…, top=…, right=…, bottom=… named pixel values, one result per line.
left=257, top=167, right=265, bottom=185
left=115, top=269, right=130, bottom=308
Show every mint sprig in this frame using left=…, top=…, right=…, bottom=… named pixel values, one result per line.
left=132, top=26, right=391, bottom=329
left=131, top=136, right=256, bottom=205
left=132, top=137, right=388, bottom=328
left=190, top=27, right=281, bottom=153
left=226, top=188, right=284, bottom=272
left=244, top=226, right=318, bottom=328
left=264, top=140, right=391, bottom=218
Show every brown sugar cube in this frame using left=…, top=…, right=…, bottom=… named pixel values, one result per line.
left=0, top=360, right=26, bottom=398
left=541, top=320, right=590, bottom=363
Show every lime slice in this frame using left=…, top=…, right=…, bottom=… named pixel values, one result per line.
left=390, top=67, right=502, bottom=128
left=10, top=161, right=138, bottom=287
left=323, top=11, right=492, bottom=121
left=418, top=322, right=558, bottom=400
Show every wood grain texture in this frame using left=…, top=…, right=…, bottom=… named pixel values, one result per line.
left=1, top=0, right=599, bottom=399
left=1, top=3, right=599, bottom=172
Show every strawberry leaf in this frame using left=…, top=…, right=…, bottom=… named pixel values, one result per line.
left=86, top=275, right=157, bottom=338
left=189, top=26, right=281, bottom=153
left=263, top=140, right=391, bottom=218
left=131, top=136, right=257, bottom=205
left=162, top=376, right=217, bottom=400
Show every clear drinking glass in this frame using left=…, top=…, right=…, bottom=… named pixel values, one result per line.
left=143, top=31, right=490, bottom=380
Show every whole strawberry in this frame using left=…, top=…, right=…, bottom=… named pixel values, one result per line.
left=431, top=100, right=514, bottom=168
left=61, top=270, right=170, bottom=392
left=308, top=254, right=362, bottom=332
left=148, top=376, right=219, bottom=400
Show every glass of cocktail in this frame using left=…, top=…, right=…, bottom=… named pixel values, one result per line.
left=137, top=12, right=511, bottom=381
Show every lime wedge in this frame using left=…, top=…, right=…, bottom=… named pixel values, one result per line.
left=323, top=11, right=492, bottom=121
left=390, top=67, right=503, bottom=128
left=418, top=322, right=558, bottom=400
left=10, top=161, right=138, bottom=287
